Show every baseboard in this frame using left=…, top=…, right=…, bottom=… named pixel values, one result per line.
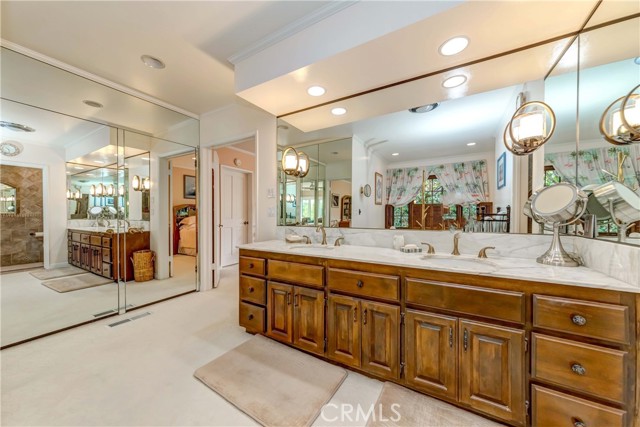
left=49, top=262, right=71, bottom=269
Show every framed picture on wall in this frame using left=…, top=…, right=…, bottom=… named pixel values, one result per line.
left=374, top=172, right=383, bottom=205
left=497, top=152, right=506, bottom=189
left=331, top=193, right=339, bottom=207
left=184, top=175, right=196, bottom=199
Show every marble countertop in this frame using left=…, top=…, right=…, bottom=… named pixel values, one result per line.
left=68, top=227, right=148, bottom=233
left=239, top=240, right=639, bottom=293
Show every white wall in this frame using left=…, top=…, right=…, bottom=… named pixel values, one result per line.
left=3, top=142, right=67, bottom=268
left=199, top=102, right=277, bottom=290
left=351, top=136, right=387, bottom=228
left=329, top=180, right=351, bottom=224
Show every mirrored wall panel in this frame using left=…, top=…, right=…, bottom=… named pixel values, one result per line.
left=0, top=47, right=199, bottom=348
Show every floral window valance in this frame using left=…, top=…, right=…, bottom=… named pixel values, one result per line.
left=545, top=145, right=640, bottom=188
left=385, top=160, right=489, bottom=207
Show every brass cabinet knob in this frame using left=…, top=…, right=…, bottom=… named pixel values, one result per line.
left=356, top=280, right=364, bottom=288
left=249, top=263, right=254, bottom=269
left=248, top=314, right=254, bottom=320
left=571, top=314, right=587, bottom=326
left=571, top=363, right=586, bottom=376
left=248, top=287, right=254, bottom=293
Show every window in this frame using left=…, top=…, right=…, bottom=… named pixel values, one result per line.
left=544, top=165, right=562, bottom=187
left=393, top=205, right=410, bottom=228
left=414, top=175, right=443, bottom=204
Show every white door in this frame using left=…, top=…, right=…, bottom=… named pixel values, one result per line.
left=220, top=169, right=248, bottom=266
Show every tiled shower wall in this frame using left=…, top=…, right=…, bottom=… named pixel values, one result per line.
left=0, top=165, right=44, bottom=267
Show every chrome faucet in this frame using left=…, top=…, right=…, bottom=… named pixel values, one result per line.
left=452, top=232, right=462, bottom=256
left=316, top=225, right=327, bottom=245
left=334, top=237, right=345, bottom=246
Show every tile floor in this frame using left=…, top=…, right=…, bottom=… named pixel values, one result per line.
left=1, top=255, right=197, bottom=347
left=1, top=265, right=384, bottom=426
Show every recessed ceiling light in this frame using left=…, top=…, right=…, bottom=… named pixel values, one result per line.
left=83, top=100, right=103, bottom=108
left=439, top=36, right=469, bottom=56
left=74, top=166, right=84, bottom=170
left=409, top=103, right=439, bottom=114
left=307, top=86, right=326, bottom=96
left=66, top=171, right=71, bottom=174
left=331, top=107, right=347, bottom=116
left=141, top=54, right=166, bottom=70
left=391, top=153, right=400, bottom=156
left=442, top=75, right=467, bottom=88
left=141, top=157, right=150, bottom=161
left=192, top=157, right=196, bottom=160
left=467, top=142, right=476, bottom=146
left=94, top=160, right=105, bottom=164
left=0, top=121, right=35, bottom=132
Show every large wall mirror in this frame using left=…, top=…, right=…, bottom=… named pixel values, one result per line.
left=0, top=47, right=199, bottom=348
left=276, top=10, right=639, bottom=245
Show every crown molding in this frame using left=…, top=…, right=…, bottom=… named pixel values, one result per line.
left=1, top=39, right=199, bottom=120
left=227, top=1, right=358, bottom=65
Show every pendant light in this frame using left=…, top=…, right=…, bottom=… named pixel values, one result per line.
left=599, top=84, right=640, bottom=145
left=89, top=185, right=96, bottom=196
left=142, top=177, right=150, bottom=191
left=95, top=183, right=104, bottom=197
left=503, top=92, right=556, bottom=156
left=132, top=175, right=141, bottom=191
left=74, top=190, right=81, bottom=199
left=118, top=185, right=125, bottom=196
left=281, top=146, right=310, bottom=178
left=106, top=184, right=115, bottom=197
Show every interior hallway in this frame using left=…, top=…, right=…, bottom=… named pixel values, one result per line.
left=1, top=265, right=383, bottom=426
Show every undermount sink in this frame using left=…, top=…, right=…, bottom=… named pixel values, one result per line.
left=289, top=244, right=335, bottom=250
left=421, top=255, right=496, bottom=273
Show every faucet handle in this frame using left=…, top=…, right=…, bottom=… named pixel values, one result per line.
left=334, top=237, right=345, bottom=246
left=420, top=242, right=436, bottom=254
left=478, top=246, right=495, bottom=258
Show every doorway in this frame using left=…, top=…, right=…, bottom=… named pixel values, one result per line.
left=220, top=167, right=251, bottom=267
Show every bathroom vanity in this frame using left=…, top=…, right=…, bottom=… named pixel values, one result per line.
left=238, top=241, right=639, bottom=427
left=68, top=228, right=150, bottom=281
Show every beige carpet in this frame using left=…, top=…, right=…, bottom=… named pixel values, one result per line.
left=194, top=334, right=347, bottom=427
left=42, top=273, right=113, bottom=293
left=30, top=266, right=85, bottom=280
left=367, top=382, right=503, bottom=427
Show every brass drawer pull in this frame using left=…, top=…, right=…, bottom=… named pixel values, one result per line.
left=571, top=363, right=586, bottom=376
left=294, top=294, right=299, bottom=307
left=449, top=327, right=453, bottom=348
left=356, top=280, right=364, bottom=288
left=362, top=308, right=367, bottom=325
left=353, top=307, right=358, bottom=323
left=286, top=292, right=291, bottom=305
left=248, top=287, right=254, bottom=293
left=573, top=419, right=586, bottom=427
left=571, top=314, right=587, bottom=326
left=463, top=329, right=468, bottom=351
left=248, top=314, right=254, bottom=320
left=249, top=263, right=254, bottom=269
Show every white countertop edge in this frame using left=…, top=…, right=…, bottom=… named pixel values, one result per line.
left=239, top=240, right=639, bottom=294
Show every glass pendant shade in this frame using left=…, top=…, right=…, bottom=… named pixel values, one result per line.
left=601, top=85, right=640, bottom=145
left=106, top=184, right=115, bottom=197
left=132, top=175, right=141, bottom=191
left=74, top=190, right=81, bottom=199
left=118, top=185, right=125, bottom=196
left=95, top=183, right=104, bottom=197
left=89, top=185, right=96, bottom=196
left=282, top=147, right=299, bottom=175
left=142, top=177, right=150, bottom=191
left=504, top=101, right=556, bottom=156
left=66, top=189, right=71, bottom=199
left=297, top=151, right=310, bottom=178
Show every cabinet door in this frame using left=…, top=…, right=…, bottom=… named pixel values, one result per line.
left=266, top=282, right=293, bottom=343
left=327, top=294, right=360, bottom=368
left=459, top=319, right=525, bottom=425
left=361, top=301, right=400, bottom=380
left=293, top=287, right=325, bottom=355
left=405, top=310, right=457, bottom=400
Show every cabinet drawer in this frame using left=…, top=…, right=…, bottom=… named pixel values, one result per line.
left=102, top=263, right=112, bottom=279
left=102, top=249, right=112, bottom=263
left=90, top=235, right=102, bottom=246
left=81, top=234, right=90, bottom=243
left=240, top=275, right=266, bottom=305
left=239, top=302, right=265, bottom=334
left=406, top=279, right=525, bottom=324
left=72, top=232, right=81, bottom=242
left=269, top=260, right=323, bottom=288
left=239, top=256, right=266, bottom=276
left=532, top=333, right=627, bottom=403
left=102, top=237, right=112, bottom=247
left=328, top=268, right=399, bottom=302
left=532, top=385, right=626, bottom=427
left=533, top=294, right=629, bottom=344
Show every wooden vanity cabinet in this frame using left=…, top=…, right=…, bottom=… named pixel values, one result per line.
left=266, top=281, right=325, bottom=355
left=239, top=256, right=267, bottom=334
left=327, top=294, right=401, bottom=380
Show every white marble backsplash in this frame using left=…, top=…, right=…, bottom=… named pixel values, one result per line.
left=68, top=219, right=149, bottom=230
left=276, top=227, right=639, bottom=288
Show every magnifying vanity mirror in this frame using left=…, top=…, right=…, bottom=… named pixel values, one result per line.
left=531, top=183, right=588, bottom=266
